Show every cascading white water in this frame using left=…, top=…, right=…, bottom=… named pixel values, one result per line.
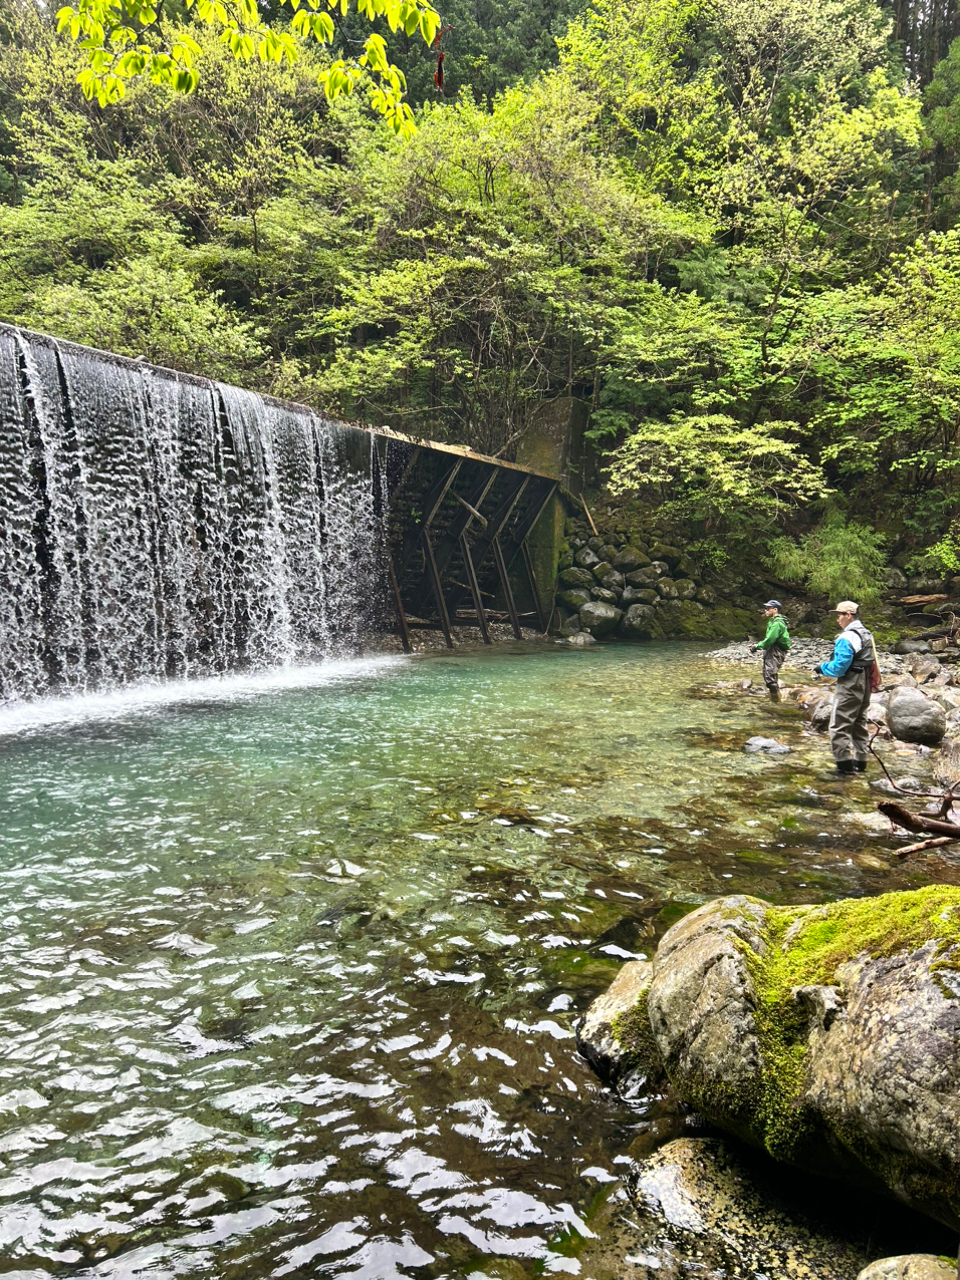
left=0, top=325, right=390, bottom=701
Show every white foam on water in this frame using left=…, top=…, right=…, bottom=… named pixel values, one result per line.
left=0, top=655, right=406, bottom=736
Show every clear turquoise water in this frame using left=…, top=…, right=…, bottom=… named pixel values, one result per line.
left=0, top=643, right=951, bottom=1279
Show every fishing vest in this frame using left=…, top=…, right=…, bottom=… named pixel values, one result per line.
left=841, top=619, right=876, bottom=674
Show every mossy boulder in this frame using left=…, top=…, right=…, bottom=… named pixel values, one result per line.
left=579, top=600, right=622, bottom=636
left=619, top=603, right=660, bottom=639
left=655, top=599, right=717, bottom=639
left=709, top=604, right=755, bottom=638
left=622, top=586, right=658, bottom=607
left=559, top=567, right=595, bottom=589
left=612, top=546, right=652, bottom=571
left=595, top=888, right=960, bottom=1230
left=558, top=588, right=592, bottom=611
left=649, top=543, right=684, bottom=567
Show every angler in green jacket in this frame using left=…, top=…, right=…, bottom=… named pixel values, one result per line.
left=750, top=600, right=791, bottom=702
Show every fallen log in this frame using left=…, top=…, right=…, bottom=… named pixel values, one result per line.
left=908, top=625, right=957, bottom=641
left=877, top=800, right=960, bottom=839
left=899, top=593, right=948, bottom=605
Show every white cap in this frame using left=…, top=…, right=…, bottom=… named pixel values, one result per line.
left=833, top=600, right=858, bottom=614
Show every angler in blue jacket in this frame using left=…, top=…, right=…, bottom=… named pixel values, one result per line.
left=813, top=600, right=877, bottom=775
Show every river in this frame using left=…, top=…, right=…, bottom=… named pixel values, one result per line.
left=0, top=642, right=954, bottom=1278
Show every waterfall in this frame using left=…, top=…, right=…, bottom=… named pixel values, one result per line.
left=0, top=325, right=390, bottom=702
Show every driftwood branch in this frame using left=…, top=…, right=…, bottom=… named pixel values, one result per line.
left=894, top=836, right=957, bottom=860
left=876, top=801, right=960, bottom=839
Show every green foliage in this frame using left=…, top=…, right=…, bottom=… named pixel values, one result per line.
left=54, top=0, right=440, bottom=133
left=768, top=511, right=887, bottom=604
left=607, top=412, right=829, bottom=533
left=0, top=0, right=956, bottom=560
left=909, top=525, right=960, bottom=574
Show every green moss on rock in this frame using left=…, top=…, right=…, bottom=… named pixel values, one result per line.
left=745, top=886, right=960, bottom=1166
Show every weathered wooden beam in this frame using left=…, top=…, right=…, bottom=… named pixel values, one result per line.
left=460, top=532, right=491, bottom=644
left=370, top=425, right=558, bottom=481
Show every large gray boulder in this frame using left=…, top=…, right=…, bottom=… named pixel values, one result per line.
left=557, top=588, right=592, bottom=610
left=611, top=545, right=652, bottom=571
left=558, top=566, right=595, bottom=589
left=625, top=568, right=658, bottom=587
left=886, top=687, right=947, bottom=744
left=586, top=889, right=960, bottom=1231
left=858, top=1256, right=956, bottom=1280
left=578, top=600, right=622, bottom=636
left=574, top=546, right=601, bottom=569
left=621, top=585, right=658, bottom=607
left=619, top=603, right=659, bottom=638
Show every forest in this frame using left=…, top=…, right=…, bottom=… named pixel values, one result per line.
left=2, top=0, right=960, bottom=584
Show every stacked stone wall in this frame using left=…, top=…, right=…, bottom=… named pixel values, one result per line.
left=555, top=509, right=754, bottom=642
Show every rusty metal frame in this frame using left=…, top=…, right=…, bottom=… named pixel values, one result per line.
left=408, top=464, right=498, bottom=617
left=520, top=541, right=547, bottom=633
left=496, top=479, right=558, bottom=633
left=459, top=532, right=491, bottom=644
left=492, top=536, right=523, bottom=639
left=394, top=457, right=463, bottom=582
left=452, top=473, right=530, bottom=598
left=387, top=558, right=413, bottom=653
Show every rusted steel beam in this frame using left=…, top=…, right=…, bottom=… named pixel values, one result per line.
left=408, top=465, right=498, bottom=616
left=387, top=558, right=413, bottom=653
left=423, top=529, right=454, bottom=648
left=460, top=532, right=492, bottom=644
left=370, top=426, right=558, bottom=482
left=492, top=535, right=523, bottom=640
left=520, top=540, right=547, bottom=633
left=498, top=479, right=558, bottom=566
left=394, top=457, right=464, bottom=581
left=451, top=473, right=530, bottom=607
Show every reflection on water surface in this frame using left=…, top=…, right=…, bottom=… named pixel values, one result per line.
left=0, top=642, right=953, bottom=1278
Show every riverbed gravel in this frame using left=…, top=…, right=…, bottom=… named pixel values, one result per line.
left=707, top=638, right=908, bottom=675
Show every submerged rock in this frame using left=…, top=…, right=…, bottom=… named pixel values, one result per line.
left=590, top=888, right=960, bottom=1230
left=629, top=1137, right=879, bottom=1279
left=743, top=736, right=791, bottom=754
left=575, top=1134, right=949, bottom=1280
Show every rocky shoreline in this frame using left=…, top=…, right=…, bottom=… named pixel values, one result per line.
left=576, top=890, right=960, bottom=1280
